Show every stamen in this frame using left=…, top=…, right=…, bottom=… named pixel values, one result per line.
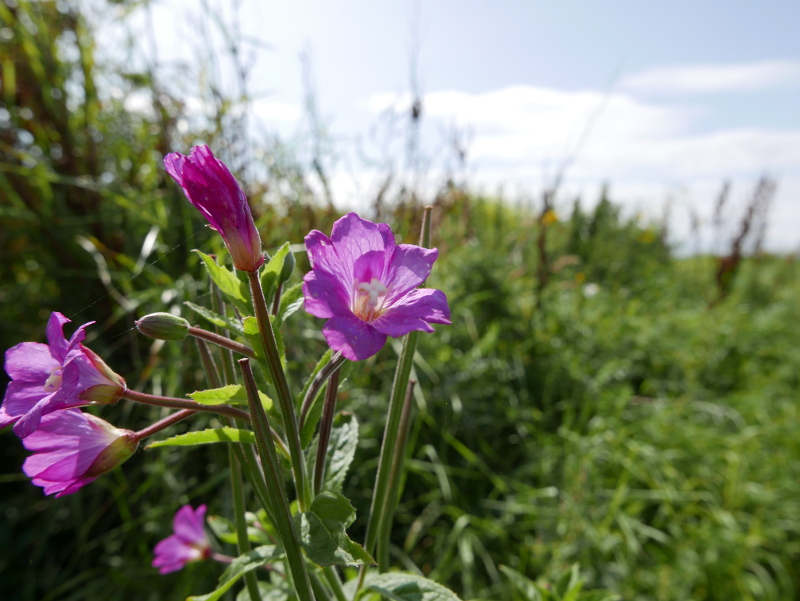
left=355, top=278, right=389, bottom=321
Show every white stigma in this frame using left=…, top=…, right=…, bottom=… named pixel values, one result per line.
left=43, top=367, right=63, bottom=393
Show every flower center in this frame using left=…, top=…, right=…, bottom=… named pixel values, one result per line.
left=353, top=278, right=388, bottom=322
left=43, top=367, right=63, bottom=393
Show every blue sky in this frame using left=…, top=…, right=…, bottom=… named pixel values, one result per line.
left=119, top=0, right=800, bottom=251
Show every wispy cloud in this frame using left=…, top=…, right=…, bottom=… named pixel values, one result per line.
left=619, top=60, right=800, bottom=95
left=360, top=82, right=800, bottom=251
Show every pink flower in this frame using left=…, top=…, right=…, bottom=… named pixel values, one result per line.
left=152, top=505, right=211, bottom=574
left=164, top=145, right=265, bottom=272
left=22, top=409, right=138, bottom=497
left=1, top=312, right=126, bottom=438
left=302, top=212, right=451, bottom=360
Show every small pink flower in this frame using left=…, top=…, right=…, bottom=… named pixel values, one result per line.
left=302, top=212, right=451, bottom=360
left=22, top=409, right=138, bottom=497
left=152, top=505, right=211, bottom=574
left=164, top=145, right=265, bottom=272
left=1, top=312, right=126, bottom=438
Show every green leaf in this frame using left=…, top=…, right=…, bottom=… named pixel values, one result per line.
left=145, top=427, right=255, bottom=449
left=184, top=301, right=244, bottom=335
left=306, top=412, right=359, bottom=494
left=195, top=250, right=251, bottom=315
left=294, top=491, right=374, bottom=567
left=206, top=515, right=239, bottom=545
left=500, top=566, right=543, bottom=601
left=259, top=242, right=291, bottom=307
left=242, top=315, right=286, bottom=369
left=275, top=282, right=303, bottom=327
left=189, top=384, right=272, bottom=410
left=363, top=572, right=464, bottom=601
left=188, top=546, right=283, bottom=601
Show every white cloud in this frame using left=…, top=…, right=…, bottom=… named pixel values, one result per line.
left=359, top=84, right=800, bottom=251
left=619, top=60, right=800, bottom=95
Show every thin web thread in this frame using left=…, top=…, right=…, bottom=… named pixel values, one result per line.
left=69, top=230, right=204, bottom=320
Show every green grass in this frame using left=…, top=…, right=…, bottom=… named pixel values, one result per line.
left=1, top=2, right=799, bottom=600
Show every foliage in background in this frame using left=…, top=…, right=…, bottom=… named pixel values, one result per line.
left=1, top=1, right=799, bottom=601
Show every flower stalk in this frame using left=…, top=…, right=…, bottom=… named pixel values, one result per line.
left=238, top=358, right=316, bottom=601
left=300, top=351, right=346, bottom=430
left=363, top=206, right=433, bottom=562
left=123, top=389, right=250, bottom=423
left=377, top=379, right=416, bottom=571
left=189, top=326, right=256, bottom=360
left=313, top=367, right=341, bottom=496
left=247, top=270, right=310, bottom=510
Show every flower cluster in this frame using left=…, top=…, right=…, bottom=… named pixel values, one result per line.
left=5, top=144, right=453, bottom=592
left=2, top=312, right=134, bottom=496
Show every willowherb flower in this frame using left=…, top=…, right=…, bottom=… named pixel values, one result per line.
left=302, top=212, right=451, bottom=360
left=1, top=312, right=126, bottom=438
left=164, top=145, right=265, bottom=273
left=22, top=409, right=138, bottom=497
left=152, top=505, right=211, bottom=574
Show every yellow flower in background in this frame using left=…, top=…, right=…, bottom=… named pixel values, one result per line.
left=638, top=230, right=656, bottom=244
left=541, top=209, right=558, bottom=226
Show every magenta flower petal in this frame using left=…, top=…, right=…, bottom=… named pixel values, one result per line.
left=152, top=505, right=210, bottom=574
left=164, top=145, right=264, bottom=273
left=2, top=313, right=126, bottom=438
left=173, top=504, right=208, bottom=543
left=303, top=212, right=450, bottom=360
left=329, top=213, right=395, bottom=274
left=322, top=314, right=388, bottom=361
left=302, top=270, right=351, bottom=319
left=21, top=409, right=137, bottom=497
left=372, top=289, right=452, bottom=337
left=4, top=342, right=58, bottom=383
left=383, top=245, right=440, bottom=303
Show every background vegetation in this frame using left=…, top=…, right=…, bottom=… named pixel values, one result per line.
left=1, top=1, right=798, bottom=600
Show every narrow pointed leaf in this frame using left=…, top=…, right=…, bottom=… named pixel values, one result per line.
left=189, top=384, right=272, bottom=409
left=146, top=427, right=255, bottom=449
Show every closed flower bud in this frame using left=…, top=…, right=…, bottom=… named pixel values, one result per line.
left=136, top=313, right=190, bottom=341
left=280, top=249, right=296, bottom=283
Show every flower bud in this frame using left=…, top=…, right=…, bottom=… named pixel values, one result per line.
left=136, top=313, right=190, bottom=341
left=280, top=249, right=296, bottom=283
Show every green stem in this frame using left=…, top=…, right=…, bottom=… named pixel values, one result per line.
left=238, top=358, right=315, bottom=601
left=247, top=270, right=310, bottom=511
left=210, top=284, right=240, bottom=384
left=363, top=206, right=433, bottom=561
left=300, top=352, right=346, bottom=430
left=309, top=570, right=334, bottom=601
left=230, top=445, right=263, bottom=601
left=377, top=380, right=416, bottom=571
left=362, top=330, right=419, bottom=559
left=322, top=567, right=349, bottom=601
left=196, top=338, right=222, bottom=389
left=313, top=367, right=341, bottom=496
